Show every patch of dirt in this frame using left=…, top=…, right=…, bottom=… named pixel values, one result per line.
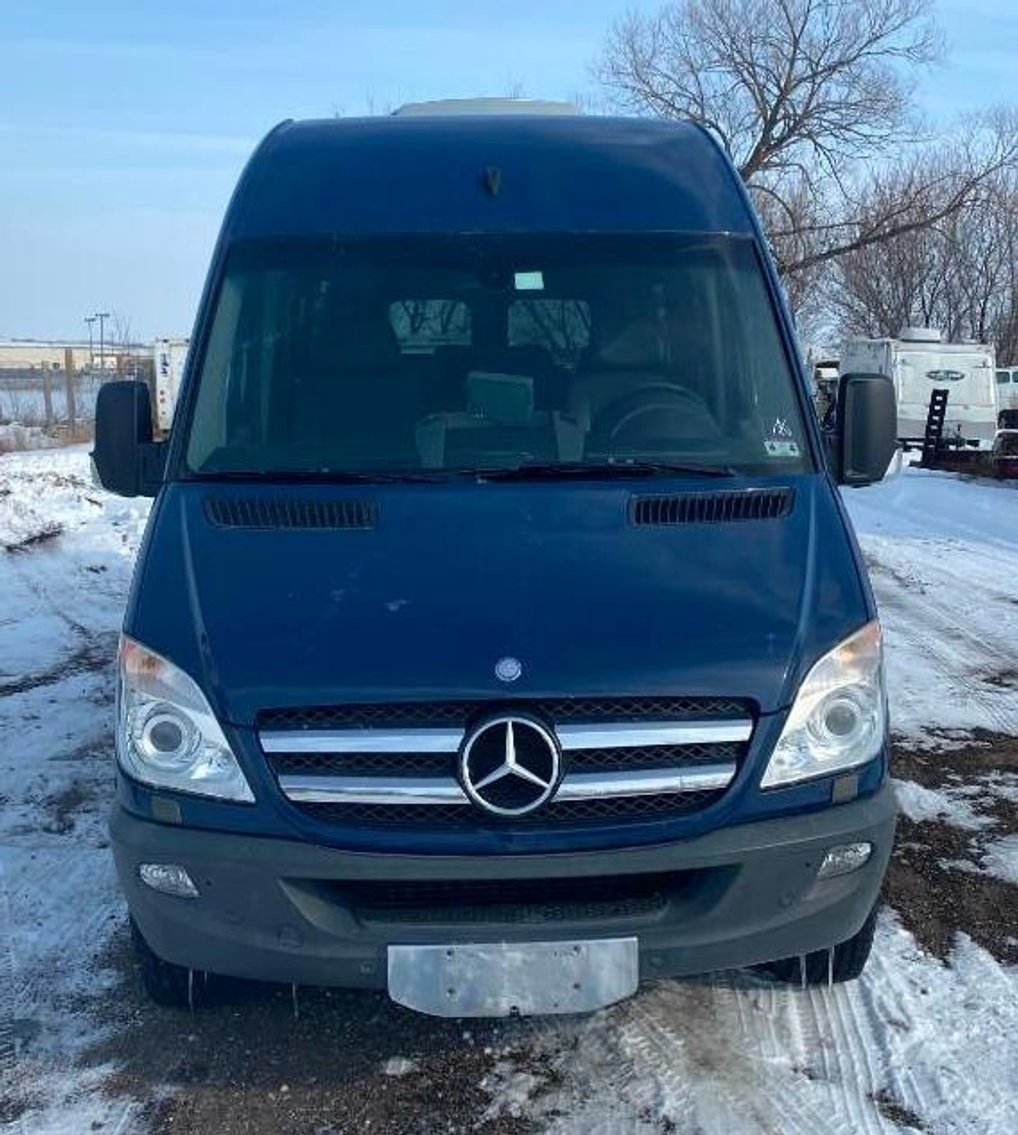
left=0, top=1093, right=35, bottom=1125
left=0, top=632, right=117, bottom=698
left=3, top=522, right=62, bottom=553
left=41, top=779, right=98, bottom=835
left=983, top=668, right=1018, bottom=690
left=892, top=731, right=1018, bottom=786
left=883, top=817, right=1018, bottom=965
left=90, top=928, right=539, bottom=1135
left=886, top=734, right=1018, bottom=965
left=870, top=1088, right=927, bottom=1130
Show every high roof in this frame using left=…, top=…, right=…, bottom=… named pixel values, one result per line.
left=225, top=115, right=755, bottom=241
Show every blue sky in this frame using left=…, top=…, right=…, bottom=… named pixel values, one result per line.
left=1, top=0, right=1015, bottom=341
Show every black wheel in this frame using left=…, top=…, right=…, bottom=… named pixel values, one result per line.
left=761, top=904, right=878, bottom=986
left=130, top=917, right=201, bottom=1008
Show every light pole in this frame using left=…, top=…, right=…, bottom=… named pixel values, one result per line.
left=84, top=316, right=96, bottom=376
left=95, top=312, right=110, bottom=379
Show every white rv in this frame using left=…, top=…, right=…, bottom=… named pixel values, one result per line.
left=840, top=329, right=998, bottom=445
left=152, top=338, right=189, bottom=435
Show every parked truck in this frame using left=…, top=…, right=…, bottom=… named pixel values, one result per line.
left=152, top=338, right=189, bottom=435
left=841, top=328, right=997, bottom=447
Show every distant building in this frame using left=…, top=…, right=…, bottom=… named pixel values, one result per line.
left=0, top=340, right=149, bottom=374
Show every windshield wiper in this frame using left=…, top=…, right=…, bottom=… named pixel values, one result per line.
left=192, top=461, right=737, bottom=485
left=191, top=468, right=473, bottom=484
left=477, top=460, right=738, bottom=482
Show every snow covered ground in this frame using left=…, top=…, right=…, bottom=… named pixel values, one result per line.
left=0, top=451, right=1016, bottom=1134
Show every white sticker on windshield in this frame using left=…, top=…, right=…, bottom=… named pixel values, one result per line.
left=514, top=270, right=544, bottom=291
left=764, top=416, right=799, bottom=457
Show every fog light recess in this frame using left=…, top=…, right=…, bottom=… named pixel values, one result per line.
left=817, top=842, right=873, bottom=879
left=138, top=863, right=200, bottom=898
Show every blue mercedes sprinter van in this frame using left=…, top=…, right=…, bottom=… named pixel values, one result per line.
left=93, top=104, right=898, bottom=1016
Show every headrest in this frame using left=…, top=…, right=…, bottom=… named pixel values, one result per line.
left=592, top=319, right=662, bottom=368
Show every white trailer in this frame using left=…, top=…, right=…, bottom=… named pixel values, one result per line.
left=840, top=329, right=998, bottom=446
left=152, top=338, right=189, bottom=434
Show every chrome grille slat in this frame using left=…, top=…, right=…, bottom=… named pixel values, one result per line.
left=260, top=728, right=462, bottom=754
left=261, top=719, right=750, bottom=755
left=557, top=721, right=751, bottom=749
left=278, top=762, right=737, bottom=804
left=555, top=765, right=736, bottom=798
left=282, top=775, right=467, bottom=805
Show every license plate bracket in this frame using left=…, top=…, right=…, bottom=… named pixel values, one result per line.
left=387, top=937, right=639, bottom=1018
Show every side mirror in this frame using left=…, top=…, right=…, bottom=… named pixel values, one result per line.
left=833, top=372, right=897, bottom=487
left=92, top=381, right=166, bottom=498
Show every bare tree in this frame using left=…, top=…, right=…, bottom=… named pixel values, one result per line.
left=596, top=0, right=938, bottom=182
left=829, top=162, right=1018, bottom=357
left=593, top=0, right=1018, bottom=289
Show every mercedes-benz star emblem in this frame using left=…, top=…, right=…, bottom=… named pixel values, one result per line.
left=495, top=656, right=523, bottom=683
left=460, top=716, right=560, bottom=817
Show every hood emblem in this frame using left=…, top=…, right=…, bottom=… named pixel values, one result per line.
left=460, top=716, right=560, bottom=817
left=494, top=656, right=522, bottom=683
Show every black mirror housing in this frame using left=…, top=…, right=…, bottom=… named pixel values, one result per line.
left=92, top=381, right=166, bottom=497
left=834, top=372, right=897, bottom=487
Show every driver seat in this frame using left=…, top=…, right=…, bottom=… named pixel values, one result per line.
left=569, top=317, right=721, bottom=449
left=568, top=318, right=664, bottom=431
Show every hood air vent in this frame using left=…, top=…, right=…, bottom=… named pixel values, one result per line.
left=205, top=498, right=376, bottom=530
left=630, top=488, right=793, bottom=526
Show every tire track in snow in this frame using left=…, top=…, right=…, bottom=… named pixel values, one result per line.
left=0, top=862, right=16, bottom=1075
left=805, top=984, right=889, bottom=1135
left=858, top=940, right=933, bottom=1124
left=710, top=972, right=869, bottom=1135
left=0, top=861, right=23, bottom=1131
left=869, top=548, right=1018, bottom=676
left=867, top=554, right=1018, bottom=737
left=613, top=977, right=867, bottom=1135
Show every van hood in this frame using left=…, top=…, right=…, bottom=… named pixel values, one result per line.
left=127, top=478, right=869, bottom=725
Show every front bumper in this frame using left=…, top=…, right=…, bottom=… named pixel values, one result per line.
left=111, top=782, right=896, bottom=990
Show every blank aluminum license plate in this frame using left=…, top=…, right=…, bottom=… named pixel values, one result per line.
left=387, top=937, right=639, bottom=1018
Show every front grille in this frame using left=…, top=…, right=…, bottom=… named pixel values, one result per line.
left=566, top=741, right=741, bottom=772
left=269, top=741, right=741, bottom=779
left=331, top=872, right=679, bottom=923
left=271, top=752, right=451, bottom=777
left=260, top=696, right=753, bottom=840
left=259, top=695, right=752, bottom=732
left=299, top=789, right=725, bottom=829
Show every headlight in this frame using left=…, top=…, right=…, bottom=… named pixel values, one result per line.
left=116, top=636, right=255, bottom=802
left=761, top=621, right=886, bottom=789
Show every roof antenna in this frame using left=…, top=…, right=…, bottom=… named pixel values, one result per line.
left=482, top=166, right=503, bottom=197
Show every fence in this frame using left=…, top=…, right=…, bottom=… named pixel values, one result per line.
left=0, top=350, right=153, bottom=442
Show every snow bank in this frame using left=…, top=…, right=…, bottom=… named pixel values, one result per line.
left=0, top=445, right=151, bottom=1129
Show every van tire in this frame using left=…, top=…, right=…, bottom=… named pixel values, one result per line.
left=761, top=904, right=878, bottom=986
left=130, top=918, right=203, bottom=1008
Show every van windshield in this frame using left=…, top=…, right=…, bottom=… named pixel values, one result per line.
left=184, top=234, right=811, bottom=478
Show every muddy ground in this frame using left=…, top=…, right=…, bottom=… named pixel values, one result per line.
left=885, top=732, right=1018, bottom=965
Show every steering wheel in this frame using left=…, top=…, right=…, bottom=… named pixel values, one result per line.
left=589, top=384, right=714, bottom=451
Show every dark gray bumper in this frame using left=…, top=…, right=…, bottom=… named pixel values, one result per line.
left=111, top=784, right=896, bottom=989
